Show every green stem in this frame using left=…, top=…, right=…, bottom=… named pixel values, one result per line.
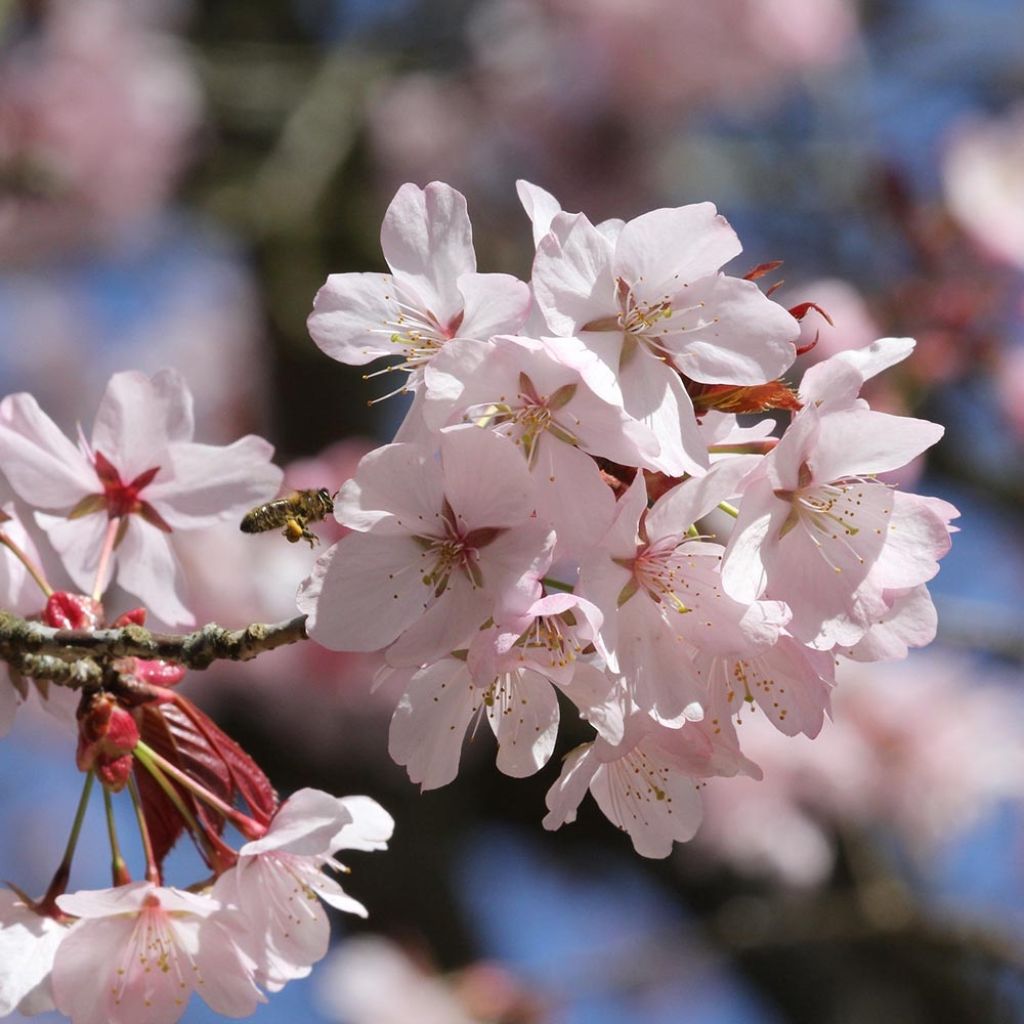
left=134, top=740, right=264, bottom=840
left=103, top=787, right=131, bottom=887
left=0, top=531, right=53, bottom=597
left=132, top=742, right=205, bottom=840
left=127, top=776, right=161, bottom=885
left=41, top=771, right=94, bottom=909
left=542, top=576, right=575, bottom=594
left=717, top=501, right=740, bottom=519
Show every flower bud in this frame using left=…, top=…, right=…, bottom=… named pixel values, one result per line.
left=75, top=693, right=139, bottom=791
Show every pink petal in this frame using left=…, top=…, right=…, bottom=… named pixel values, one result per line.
left=617, top=350, right=708, bottom=476
left=146, top=435, right=283, bottom=529
left=488, top=669, right=559, bottom=778
left=516, top=178, right=562, bottom=247
left=811, top=409, right=944, bottom=481
left=532, top=212, right=616, bottom=336
left=91, top=369, right=194, bottom=481
left=332, top=796, right=395, bottom=852
left=543, top=742, right=600, bottom=831
left=307, top=272, right=401, bottom=367
left=242, top=788, right=350, bottom=857
left=334, top=442, right=445, bottom=535
left=35, top=510, right=109, bottom=596
left=590, top=747, right=704, bottom=858
left=457, top=272, right=531, bottom=339
left=381, top=182, right=476, bottom=323
left=439, top=426, right=536, bottom=528
left=667, top=274, right=798, bottom=385
left=388, top=659, right=479, bottom=789
left=116, top=520, right=194, bottom=627
left=0, top=393, right=95, bottom=508
left=614, top=203, right=742, bottom=298
left=299, top=533, right=435, bottom=652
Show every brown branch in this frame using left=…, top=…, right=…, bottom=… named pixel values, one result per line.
left=0, top=611, right=309, bottom=676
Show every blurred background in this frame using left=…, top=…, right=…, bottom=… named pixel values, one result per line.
left=1, top=0, right=1023, bottom=1020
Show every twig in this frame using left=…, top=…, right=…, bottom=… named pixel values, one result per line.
left=0, top=611, right=309, bottom=675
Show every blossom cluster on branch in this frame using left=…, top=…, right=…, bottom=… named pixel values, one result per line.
left=0, top=179, right=956, bottom=1023
left=0, top=373, right=391, bottom=1023
left=301, top=180, right=957, bottom=857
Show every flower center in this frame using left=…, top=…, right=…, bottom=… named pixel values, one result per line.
left=416, top=501, right=502, bottom=595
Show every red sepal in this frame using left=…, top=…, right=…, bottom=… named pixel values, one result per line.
left=688, top=379, right=802, bottom=415
left=743, top=259, right=784, bottom=281
left=44, top=592, right=104, bottom=630
left=76, top=693, right=140, bottom=792
left=111, top=607, right=147, bottom=628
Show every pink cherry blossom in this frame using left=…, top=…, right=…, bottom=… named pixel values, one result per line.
left=212, top=788, right=394, bottom=992
left=544, top=709, right=760, bottom=859
left=578, top=465, right=788, bottom=723
left=298, top=426, right=555, bottom=667
left=529, top=200, right=799, bottom=475
left=0, top=369, right=283, bottom=625
left=388, top=634, right=623, bottom=789
left=423, top=333, right=657, bottom=557
left=315, top=935, right=477, bottom=1024
left=0, top=0, right=202, bottom=261
left=307, top=182, right=531, bottom=405
left=942, top=101, right=1024, bottom=270
left=0, top=889, right=67, bottom=1016
left=721, top=372, right=954, bottom=646
left=52, top=882, right=264, bottom=1024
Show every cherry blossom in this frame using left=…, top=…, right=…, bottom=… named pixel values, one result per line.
left=307, top=182, right=530, bottom=410
left=578, top=467, right=788, bottom=723
left=721, top=349, right=954, bottom=646
left=0, top=369, right=282, bottom=625
left=0, top=890, right=67, bottom=1017
left=297, top=425, right=555, bottom=667
left=529, top=196, right=800, bottom=475
left=212, top=788, right=394, bottom=993
left=423, top=333, right=655, bottom=557
left=52, top=882, right=263, bottom=1024
left=544, top=710, right=760, bottom=858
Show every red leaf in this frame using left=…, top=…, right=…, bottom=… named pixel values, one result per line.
left=135, top=706, right=203, bottom=869
left=173, top=698, right=278, bottom=826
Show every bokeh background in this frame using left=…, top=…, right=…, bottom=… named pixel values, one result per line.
left=1, top=0, right=1024, bottom=1021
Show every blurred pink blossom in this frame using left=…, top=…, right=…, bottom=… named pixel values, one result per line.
left=696, top=652, right=1024, bottom=886
left=943, top=102, right=1024, bottom=271
left=0, top=0, right=202, bottom=260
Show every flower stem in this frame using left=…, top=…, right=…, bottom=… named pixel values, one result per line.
left=542, top=576, right=575, bottom=594
left=132, top=743, right=212, bottom=855
left=707, top=440, right=778, bottom=456
left=717, top=501, right=740, bottom=519
left=40, top=770, right=94, bottom=910
left=91, top=517, right=121, bottom=602
left=103, top=786, right=131, bottom=887
left=127, top=776, right=161, bottom=885
left=0, top=531, right=53, bottom=597
left=134, top=740, right=265, bottom=841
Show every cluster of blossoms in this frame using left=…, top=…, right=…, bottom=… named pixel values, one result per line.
left=0, top=371, right=392, bottom=1023
left=302, top=180, right=957, bottom=858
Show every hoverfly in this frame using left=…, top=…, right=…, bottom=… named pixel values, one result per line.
left=240, top=488, right=335, bottom=548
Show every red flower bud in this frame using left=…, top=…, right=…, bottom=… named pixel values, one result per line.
left=76, top=693, right=140, bottom=792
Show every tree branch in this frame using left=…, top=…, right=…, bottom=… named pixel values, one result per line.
left=0, top=611, right=310, bottom=676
